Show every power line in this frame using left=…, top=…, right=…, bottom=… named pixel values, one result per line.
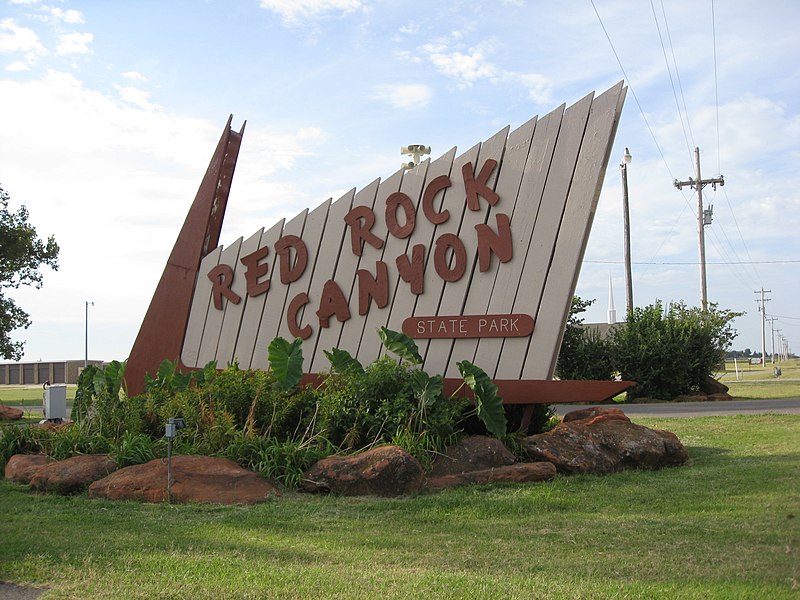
left=652, top=0, right=693, bottom=163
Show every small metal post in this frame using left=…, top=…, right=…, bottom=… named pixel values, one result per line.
left=167, top=435, right=173, bottom=503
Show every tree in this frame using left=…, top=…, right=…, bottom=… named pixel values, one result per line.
left=0, top=185, right=59, bottom=360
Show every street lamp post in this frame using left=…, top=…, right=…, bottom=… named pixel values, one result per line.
left=620, top=147, right=633, bottom=316
left=85, top=301, right=94, bottom=369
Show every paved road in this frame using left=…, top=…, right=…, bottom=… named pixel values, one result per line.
left=553, top=398, right=800, bottom=418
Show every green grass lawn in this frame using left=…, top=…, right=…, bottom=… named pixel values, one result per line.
left=719, top=358, right=800, bottom=399
left=1, top=414, right=798, bottom=599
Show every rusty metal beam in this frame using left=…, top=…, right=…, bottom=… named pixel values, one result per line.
left=125, top=116, right=245, bottom=395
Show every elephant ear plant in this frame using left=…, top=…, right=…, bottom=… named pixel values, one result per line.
left=377, top=326, right=507, bottom=438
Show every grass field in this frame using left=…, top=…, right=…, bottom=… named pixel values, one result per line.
left=719, top=358, right=800, bottom=399
left=1, top=414, right=798, bottom=599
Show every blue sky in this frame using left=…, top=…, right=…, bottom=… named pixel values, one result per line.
left=1, top=0, right=798, bottom=364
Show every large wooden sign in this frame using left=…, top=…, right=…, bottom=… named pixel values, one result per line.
left=178, top=83, right=626, bottom=382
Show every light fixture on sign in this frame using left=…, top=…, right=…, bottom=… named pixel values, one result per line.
left=401, top=144, right=431, bottom=170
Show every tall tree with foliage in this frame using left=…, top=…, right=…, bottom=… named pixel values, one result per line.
left=0, top=185, right=59, bottom=360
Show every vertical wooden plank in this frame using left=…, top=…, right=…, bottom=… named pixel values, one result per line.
left=454, top=116, right=538, bottom=375
left=215, top=229, right=262, bottom=367
left=351, top=169, right=403, bottom=365
left=474, top=106, right=564, bottom=377
left=232, top=221, right=284, bottom=369
left=494, top=92, right=595, bottom=379
left=276, top=199, right=331, bottom=348
left=319, top=179, right=380, bottom=362
left=359, top=161, right=429, bottom=364
left=304, top=189, right=355, bottom=372
left=250, top=209, right=308, bottom=370
left=180, top=246, right=222, bottom=367
left=436, top=126, right=509, bottom=378
left=523, top=83, right=626, bottom=379
left=197, top=237, right=243, bottom=366
left=417, top=143, right=480, bottom=375
left=384, top=148, right=458, bottom=347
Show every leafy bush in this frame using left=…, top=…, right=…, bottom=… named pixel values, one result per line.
left=556, top=297, right=614, bottom=381
left=0, top=423, right=110, bottom=467
left=72, top=361, right=145, bottom=439
left=221, top=432, right=331, bottom=488
left=148, top=386, right=237, bottom=455
left=610, top=301, right=741, bottom=400
left=0, top=424, right=47, bottom=469
left=47, top=423, right=110, bottom=460
left=109, top=431, right=161, bottom=468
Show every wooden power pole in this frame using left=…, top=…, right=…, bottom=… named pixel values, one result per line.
left=674, top=147, right=724, bottom=309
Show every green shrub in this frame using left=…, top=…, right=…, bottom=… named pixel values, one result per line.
left=149, top=387, right=238, bottom=455
left=221, top=432, right=332, bottom=489
left=72, top=361, right=145, bottom=440
left=109, top=431, right=161, bottom=467
left=317, top=356, right=467, bottom=453
left=610, top=301, right=741, bottom=400
left=0, top=424, right=48, bottom=469
left=556, top=297, right=614, bottom=381
left=47, top=423, right=110, bottom=460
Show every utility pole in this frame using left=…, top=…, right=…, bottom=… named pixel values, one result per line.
left=620, top=148, right=633, bottom=314
left=754, top=289, right=771, bottom=367
left=674, top=147, right=724, bottom=309
left=766, top=316, right=776, bottom=364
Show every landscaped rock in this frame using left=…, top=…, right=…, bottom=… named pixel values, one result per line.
left=30, top=454, right=117, bottom=495
left=700, top=375, right=729, bottom=395
left=301, top=445, right=425, bottom=497
left=428, top=435, right=516, bottom=478
left=561, top=406, right=630, bottom=426
left=4, top=454, right=53, bottom=484
left=522, top=409, right=688, bottom=475
left=88, top=455, right=279, bottom=504
left=426, top=462, right=556, bottom=490
left=0, top=405, right=24, bottom=421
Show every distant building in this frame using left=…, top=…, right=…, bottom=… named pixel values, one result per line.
left=581, top=322, right=621, bottom=339
left=0, top=361, right=104, bottom=385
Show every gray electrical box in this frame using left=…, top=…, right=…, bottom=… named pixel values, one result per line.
left=44, top=384, right=67, bottom=421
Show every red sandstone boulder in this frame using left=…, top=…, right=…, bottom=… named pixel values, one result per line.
left=700, top=375, right=729, bottom=395
left=302, top=445, right=425, bottom=497
left=0, top=405, right=24, bottom=421
left=88, top=455, right=279, bottom=504
left=522, top=410, right=688, bottom=475
left=429, top=435, right=516, bottom=478
left=426, top=462, right=556, bottom=490
left=4, top=454, right=53, bottom=484
left=562, top=406, right=630, bottom=425
left=30, top=454, right=117, bottom=495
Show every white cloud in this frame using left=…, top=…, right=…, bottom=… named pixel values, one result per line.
left=0, top=17, right=47, bottom=56
left=49, top=8, right=85, bottom=25
left=115, top=85, right=159, bottom=111
left=5, top=59, right=29, bottom=71
left=392, top=49, right=422, bottom=64
left=55, top=32, right=93, bottom=56
left=397, top=23, right=418, bottom=35
left=371, top=83, right=432, bottom=110
left=122, top=71, right=149, bottom=82
left=419, top=38, right=552, bottom=104
left=258, top=0, right=365, bottom=25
